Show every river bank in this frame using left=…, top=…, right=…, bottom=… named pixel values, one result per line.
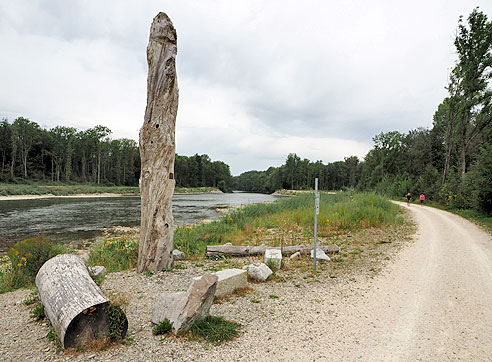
left=0, top=206, right=416, bottom=361
left=0, top=183, right=226, bottom=200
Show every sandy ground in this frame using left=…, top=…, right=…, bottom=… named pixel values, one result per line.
left=0, top=193, right=128, bottom=201
left=1, top=204, right=491, bottom=361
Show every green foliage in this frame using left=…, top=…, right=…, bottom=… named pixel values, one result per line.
left=174, top=153, right=233, bottom=192
left=46, top=328, right=57, bottom=342
left=86, top=237, right=138, bottom=272
left=23, top=295, right=37, bottom=305
left=8, top=233, right=67, bottom=279
left=190, top=316, right=241, bottom=345
left=30, top=304, right=45, bottom=321
left=174, top=192, right=401, bottom=257
left=106, top=300, right=128, bottom=341
left=152, top=319, right=173, bottom=335
left=0, top=234, right=67, bottom=293
left=92, top=273, right=106, bottom=287
left=467, top=144, right=492, bottom=215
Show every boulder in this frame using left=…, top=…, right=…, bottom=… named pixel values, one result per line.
left=213, top=269, right=248, bottom=297
left=172, top=249, right=185, bottom=260
left=151, top=273, right=218, bottom=334
left=311, top=248, right=331, bottom=261
left=247, top=263, right=273, bottom=282
left=265, top=249, right=282, bottom=270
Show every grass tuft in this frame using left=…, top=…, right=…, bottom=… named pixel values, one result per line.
left=190, top=316, right=241, bottom=345
left=152, top=319, right=173, bottom=335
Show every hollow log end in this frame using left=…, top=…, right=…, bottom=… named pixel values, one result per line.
left=63, top=302, right=128, bottom=349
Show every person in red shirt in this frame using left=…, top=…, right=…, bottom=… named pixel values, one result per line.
left=420, top=193, right=425, bottom=206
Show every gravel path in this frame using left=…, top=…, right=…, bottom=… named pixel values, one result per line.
left=1, top=204, right=490, bottom=361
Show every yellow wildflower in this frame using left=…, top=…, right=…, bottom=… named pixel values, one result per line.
left=26, top=253, right=33, bottom=258
left=17, top=263, right=23, bottom=267
left=21, top=257, right=27, bottom=261
left=326, top=218, right=330, bottom=223
left=15, top=250, right=20, bottom=255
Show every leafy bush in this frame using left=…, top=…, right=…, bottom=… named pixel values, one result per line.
left=86, top=238, right=138, bottom=272
left=0, top=233, right=67, bottom=293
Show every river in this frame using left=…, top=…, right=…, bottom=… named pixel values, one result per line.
left=0, top=192, right=283, bottom=253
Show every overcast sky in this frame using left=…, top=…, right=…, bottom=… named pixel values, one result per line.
left=1, top=1, right=490, bottom=175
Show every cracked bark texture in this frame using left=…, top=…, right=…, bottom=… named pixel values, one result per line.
left=138, top=12, right=178, bottom=273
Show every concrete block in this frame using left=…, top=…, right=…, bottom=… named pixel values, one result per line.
left=265, top=249, right=282, bottom=270
left=213, top=269, right=248, bottom=297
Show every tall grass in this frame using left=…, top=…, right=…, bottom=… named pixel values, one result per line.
left=86, top=238, right=139, bottom=272
left=174, top=192, right=403, bottom=257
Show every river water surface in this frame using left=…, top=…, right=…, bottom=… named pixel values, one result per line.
left=0, top=192, right=283, bottom=253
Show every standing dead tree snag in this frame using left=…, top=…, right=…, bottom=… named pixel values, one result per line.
left=138, top=12, right=179, bottom=273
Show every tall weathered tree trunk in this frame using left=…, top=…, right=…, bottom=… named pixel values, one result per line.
left=137, top=12, right=179, bottom=273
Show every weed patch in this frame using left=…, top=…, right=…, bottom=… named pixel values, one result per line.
left=152, top=319, right=173, bottom=335
left=0, top=233, right=67, bottom=293
left=86, top=237, right=138, bottom=272
left=190, top=316, right=241, bottom=345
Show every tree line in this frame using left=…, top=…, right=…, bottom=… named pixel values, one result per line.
left=0, top=119, right=233, bottom=191
left=236, top=8, right=492, bottom=215
left=0, top=119, right=140, bottom=186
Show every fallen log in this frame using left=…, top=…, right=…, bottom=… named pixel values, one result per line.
left=36, top=254, right=128, bottom=349
left=206, top=243, right=339, bottom=257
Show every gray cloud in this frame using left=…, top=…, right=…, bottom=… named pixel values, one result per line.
left=0, top=0, right=490, bottom=175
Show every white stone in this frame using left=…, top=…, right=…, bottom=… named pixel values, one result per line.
left=88, top=266, right=107, bottom=278
left=172, top=249, right=185, bottom=260
left=290, top=251, right=301, bottom=260
left=311, top=248, right=330, bottom=261
left=265, top=249, right=282, bottom=270
left=247, top=263, right=273, bottom=282
left=213, top=269, right=248, bottom=297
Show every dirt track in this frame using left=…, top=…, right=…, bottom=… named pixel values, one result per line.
left=303, top=203, right=492, bottom=361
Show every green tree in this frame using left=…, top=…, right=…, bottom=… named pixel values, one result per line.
left=11, top=117, right=41, bottom=178
left=0, top=119, right=12, bottom=178
left=451, top=8, right=492, bottom=187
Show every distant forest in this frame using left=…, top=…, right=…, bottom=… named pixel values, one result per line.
left=0, top=119, right=234, bottom=192
left=236, top=9, right=492, bottom=215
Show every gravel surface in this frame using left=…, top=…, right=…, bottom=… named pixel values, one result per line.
left=6, top=205, right=490, bottom=361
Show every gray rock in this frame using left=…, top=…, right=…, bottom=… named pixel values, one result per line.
left=172, top=249, right=185, bottom=260
left=88, top=266, right=107, bottom=278
left=151, top=273, right=218, bottom=334
left=311, top=248, right=330, bottom=261
left=213, top=269, right=248, bottom=297
left=247, top=263, right=273, bottom=282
